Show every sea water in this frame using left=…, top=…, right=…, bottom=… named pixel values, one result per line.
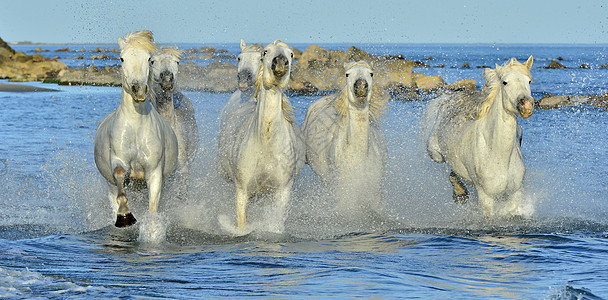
left=0, top=44, right=607, bottom=298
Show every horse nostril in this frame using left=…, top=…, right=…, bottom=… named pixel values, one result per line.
left=131, top=85, right=139, bottom=94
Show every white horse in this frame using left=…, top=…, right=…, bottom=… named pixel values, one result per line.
left=217, top=40, right=305, bottom=232
left=94, top=30, right=178, bottom=227
left=423, top=56, right=534, bottom=218
left=149, top=46, right=199, bottom=185
left=217, top=40, right=263, bottom=180
left=302, top=61, right=388, bottom=212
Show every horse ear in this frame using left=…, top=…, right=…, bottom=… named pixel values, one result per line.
left=524, top=55, right=533, bottom=70
left=240, top=39, right=246, bottom=51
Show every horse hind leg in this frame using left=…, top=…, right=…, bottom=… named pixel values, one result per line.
left=449, top=171, right=469, bottom=204
left=114, top=166, right=137, bottom=227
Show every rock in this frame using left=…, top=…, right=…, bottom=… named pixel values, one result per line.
left=579, top=63, right=591, bottom=69
left=426, top=56, right=433, bottom=60
left=600, top=63, right=608, bottom=69
left=0, top=37, right=15, bottom=55
left=413, top=61, right=431, bottom=67
left=447, top=79, right=476, bottom=91
left=537, top=93, right=587, bottom=109
left=0, top=40, right=66, bottom=82
left=12, top=52, right=31, bottom=63
left=55, top=47, right=70, bottom=52
left=435, top=64, right=445, bottom=68
left=546, top=61, right=567, bottom=69
left=461, top=62, right=470, bottom=68
left=34, top=47, right=49, bottom=52
left=58, top=65, right=121, bottom=86
left=587, top=93, right=608, bottom=109
left=91, top=54, right=111, bottom=60
left=557, top=56, right=564, bottom=61
left=73, top=56, right=85, bottom=59
left=412, top=72, right=445, bottom=90
left=31, top=54, right=46, bottom=62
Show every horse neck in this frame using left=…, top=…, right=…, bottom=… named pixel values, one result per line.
left=255, top=85, right=286, bottom=137
left=119, top=88, right=152, bottom=119
left=152, top=87, right=176, bottom=127
left=345, top=101, right=370, bottom=153
left=477, top=87, right=518, bottom=150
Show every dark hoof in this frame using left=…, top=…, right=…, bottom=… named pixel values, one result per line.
left=452, top=191, right=469, bottom=204
left=115, top=213, right=137, bottom=227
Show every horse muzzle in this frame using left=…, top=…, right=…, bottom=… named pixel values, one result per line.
left=271, top=54, right=289, bottom=78
left=517, top=97, right=534, bottom=119
left=160, top=71, right=174, bottom=91
left=237, top=70, right=253, bottom=92
left=130, top=83, right=148, bottom=102
left=353, top=78, right=369, bottom=100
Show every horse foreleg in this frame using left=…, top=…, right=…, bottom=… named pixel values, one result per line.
left=477, top=188, right=495, bottom=218
left=271, top=187, right=290, bottom=234
left=449, top=171, right=469, bottom=204
left=235, top=187, right=248, bottom=231
left=113, top=166, right=137, bottom=227
left=147, top=169, right=163, bottom=214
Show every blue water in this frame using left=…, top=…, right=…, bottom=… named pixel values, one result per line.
left=1, top=44, right=607, bottom=298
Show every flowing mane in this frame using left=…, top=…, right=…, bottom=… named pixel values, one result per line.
left=158, top=45, right=182, bottom=59
left=476, top=58, right=534, bottom=119
left=253, top=40, right=295, bottom=123
left=118, top=30, right=156, bottom=52
left=334, top=61, right=388, bottom=123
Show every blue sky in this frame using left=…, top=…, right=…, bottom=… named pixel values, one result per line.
left=1, top=0, right=607, bottom=44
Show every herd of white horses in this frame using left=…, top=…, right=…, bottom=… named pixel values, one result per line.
left=93, top=30, right=535, bottom=233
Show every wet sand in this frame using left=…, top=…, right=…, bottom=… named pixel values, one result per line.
left=0, top=82, right=59, bottom=92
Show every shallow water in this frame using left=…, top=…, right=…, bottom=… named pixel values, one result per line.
left=1, top=44, right=607, bottom=298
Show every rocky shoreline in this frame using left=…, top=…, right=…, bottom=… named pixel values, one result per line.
left=1, top=37, right=607, bottom=109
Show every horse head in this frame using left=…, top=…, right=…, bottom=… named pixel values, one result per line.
left=237, top=40, right=263, bottom=93
left=150, top=46, right=181, bottom=93
left=481, top=56, right=534, bottom=119
left=344, top=61, right=374, bottom=109
left=258, top=40, right=294, bottom=89
left=118, top=30, right=157, bottom=102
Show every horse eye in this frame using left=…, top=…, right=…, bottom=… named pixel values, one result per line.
left=120, top=57, right=124, bottom=62
left=237, top=57, right=241, bottom=62
left=345, top=73, right=349, bottom=78
left=290, top=53, right=294, bottom=59
left=263, top=50, right=268, bottom=57
left=176, top=61, right=180, bottom=65
left=529, top=80, right=531, bottom=84
left=370, top=73, right=374, bottom=77
left=502, top=81, right=508, bottom=85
